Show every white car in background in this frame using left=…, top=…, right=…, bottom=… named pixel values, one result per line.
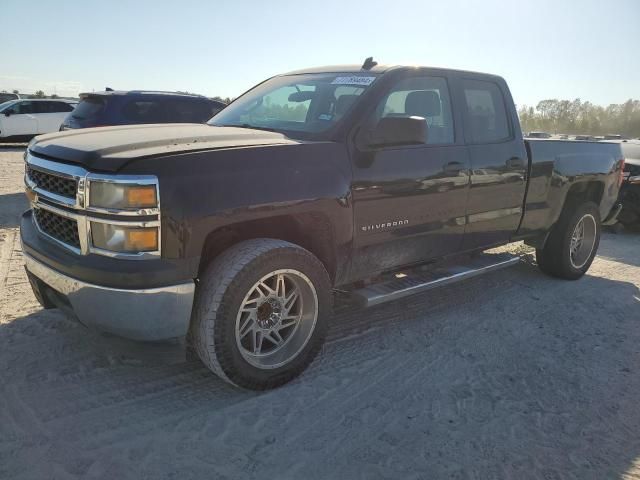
left=0, top=99, right=76, bottom=141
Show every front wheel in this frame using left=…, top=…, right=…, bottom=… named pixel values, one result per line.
left=536, top=201, right=601, bottom=280
left=191, top=239, right=331, bottom=390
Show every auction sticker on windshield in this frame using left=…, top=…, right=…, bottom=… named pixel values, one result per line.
left=331, top=76, right=376, bottom=86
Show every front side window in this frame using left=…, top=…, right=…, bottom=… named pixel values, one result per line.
left=462, top=79, right=511, bottom=144
left=11, top=101, right=34, bottom=114
left=373, top=76, right=455, bottom=145
left=209, top=73, right=377, bottom=138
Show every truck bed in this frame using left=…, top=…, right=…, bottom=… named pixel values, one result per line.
left=519, top=138, right=623, bottom=238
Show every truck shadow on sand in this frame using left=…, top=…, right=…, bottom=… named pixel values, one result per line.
left=1, top=259, right=639, bottom=479
left=597, top=231, right=640, bottom=268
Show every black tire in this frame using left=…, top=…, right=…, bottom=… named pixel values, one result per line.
left=191, top=239, right=331, bottom=390
left=536, top=201, right=601, bottom=280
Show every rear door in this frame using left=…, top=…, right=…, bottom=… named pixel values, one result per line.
left=457, top=77, right=528, bottom=249
left=350, top=71, right=471, bottom=280
left=2, top=101, right=38, bottom=136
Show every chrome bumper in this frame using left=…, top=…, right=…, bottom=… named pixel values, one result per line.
left=23, top=253, right=195, bottom=341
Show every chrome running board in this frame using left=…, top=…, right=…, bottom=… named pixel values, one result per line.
left=352, top=252, right=521, bottom=308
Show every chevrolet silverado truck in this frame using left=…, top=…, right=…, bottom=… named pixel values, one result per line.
left=21, top=61, right=625, bottom=390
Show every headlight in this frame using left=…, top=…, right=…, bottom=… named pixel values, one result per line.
left=91, top=223, right=159, bottom=253
left=89, top=182, right=158, bottom=210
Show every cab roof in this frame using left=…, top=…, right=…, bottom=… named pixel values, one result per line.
left=281, top=63, right=504, bottom=81
left=79, top=90, right=208, bottom=98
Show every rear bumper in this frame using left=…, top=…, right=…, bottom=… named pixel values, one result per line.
left=23, top=252, right=195, bottom=341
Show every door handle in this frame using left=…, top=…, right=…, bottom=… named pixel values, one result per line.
left=506, top=157, right=525, bottom=169
left=443, top=161, right=464, bottom=174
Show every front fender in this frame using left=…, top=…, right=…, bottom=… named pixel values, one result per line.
left=122, top=142, right=354, bottom=282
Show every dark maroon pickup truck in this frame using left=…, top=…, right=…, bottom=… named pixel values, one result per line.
left=21, top=60, right=624, bottom=389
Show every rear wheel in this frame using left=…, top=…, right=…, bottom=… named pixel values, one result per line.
left=191, top=239, right=331, bottom=390
left=536, top=201, right=601, bottom=280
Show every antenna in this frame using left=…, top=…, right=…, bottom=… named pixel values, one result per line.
left=361, top=57, right=378, bottom=70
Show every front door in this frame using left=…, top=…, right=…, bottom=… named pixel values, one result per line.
left=350, top=73, right=470, bottom=281
left=3, top=101, right=38, bottom=137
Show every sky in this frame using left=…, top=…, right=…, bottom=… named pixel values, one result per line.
left=1, top=0, right=638, bottom=108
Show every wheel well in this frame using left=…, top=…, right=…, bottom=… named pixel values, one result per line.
left=199, top=214, right=337, bottom=282
left=564, top=181, right=604, bottom=209
left=527, top=181, right=605, bottom=250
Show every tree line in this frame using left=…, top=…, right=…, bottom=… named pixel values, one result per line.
left=518, top=98, right=640, bottom=138
left=2, top=89, right=65, bottom=99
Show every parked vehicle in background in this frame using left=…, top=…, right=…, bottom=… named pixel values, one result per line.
left=0, top=92, right=20, bottom=104
left=604, top=134, right=623, bottom=140
left=21, top=62, right=624, bottom=390
left=0, top=99, right=76, bottom=141
left=526, top=131, right=552, bottom=138
left=617, top=140, right=640, bottom=230
left=59, top=91, right=227, bottom=130
left=556, top=134, right=569, bottom=139
left=573, top=135, right=595, bottom=141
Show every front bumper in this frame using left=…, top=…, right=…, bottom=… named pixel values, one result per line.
left=23, top=252, right=195, bottom=341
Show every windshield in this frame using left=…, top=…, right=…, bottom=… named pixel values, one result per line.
left=208, top=73, right=379, bottom=137
left=0, top=100, right=17, bottom=112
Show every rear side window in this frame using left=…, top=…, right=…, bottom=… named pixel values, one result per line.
left=32, top=102, right=48, bottom=114
left=163, top=99, right=214, bottom=123
left=375, top=76, right=455, bottom=145
left=72, top=97, right=105, bottom=120
left=34, top=101, right=73, bottom=113
left=122, top=100, right=163, bottom=123
left=462, top=79, right=511, bottom=144
left=48, top=101, right=73, bottom=113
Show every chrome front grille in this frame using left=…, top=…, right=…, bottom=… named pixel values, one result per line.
left=24, top=151, right=161, bottom=259
left=27, top=165, right=77, bottom=199
left=34, top=208, right=81, bottom=249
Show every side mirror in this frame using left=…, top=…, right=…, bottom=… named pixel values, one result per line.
left=369, top=116, right=427, bottom=147
left=4, top=109, right=13, bottom=117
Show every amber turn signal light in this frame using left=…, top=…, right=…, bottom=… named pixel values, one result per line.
left=126, top=186, right=157, bottom=208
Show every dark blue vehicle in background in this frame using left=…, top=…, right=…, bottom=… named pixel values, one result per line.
left=60, top=90, right=226, bottom=130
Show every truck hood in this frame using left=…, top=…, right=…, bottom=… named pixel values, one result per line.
left=29, top=123, right=299, bottom=172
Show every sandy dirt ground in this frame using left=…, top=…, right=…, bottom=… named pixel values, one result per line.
left=1, top=148, right=639, bottom=480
